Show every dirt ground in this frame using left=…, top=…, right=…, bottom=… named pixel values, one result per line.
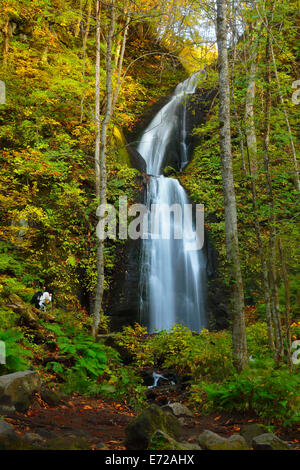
left=2, top=393, right=299, bottom=450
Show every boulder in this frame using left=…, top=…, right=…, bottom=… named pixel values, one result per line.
left=252, top=433, right=290, bottom=450
left=240, top=423, right=266, bottom=446
left=162, top=402, right=194, bottom=418
left=125, top=404, right=181, bottom=450
left=8, top=294, right=38, bottom=323
left=149, top=430, right=201, bottom=451
left=8, top=294, right=55, bottom=324
left=40, top=389, right=62, bottom=407
left=0, top=418, right=19, bottom=449
left=0, top=419, right=16, bottom=440
left=22, top=432, right=44, bottom=444
left=46, top=437, right=90, bottom=450
left=198, top=430, right=248, bottom=450
left=0, top=370, right=41, bottom=412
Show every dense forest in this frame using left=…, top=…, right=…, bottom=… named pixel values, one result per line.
left=0, top=0, right=299, bottom=453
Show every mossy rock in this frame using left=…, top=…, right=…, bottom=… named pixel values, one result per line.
left=125, top=404, right=181, bottom=450
left=240, top=423, right=266, bottom=446
left=252, top=433, right=290, bottom=450
left=149, top=430, right=201, bottom=450
left=40, top=389, right=62, bottom=407
left=163, top=166, right=177, bottom=177
left=199, top=430, right=248, bottom=450
left=46, top=437, right=90, bottom=450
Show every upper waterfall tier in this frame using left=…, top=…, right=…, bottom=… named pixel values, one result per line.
left=137, top=72, right=203, bottom=175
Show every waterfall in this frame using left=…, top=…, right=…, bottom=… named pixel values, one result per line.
left=138, top=72, right=207, bottom=333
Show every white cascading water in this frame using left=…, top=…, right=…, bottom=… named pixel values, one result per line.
left=138, top=72, right=207, bottom=333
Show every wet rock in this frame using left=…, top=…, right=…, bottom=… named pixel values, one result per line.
left=149, top=430, right=201, bottom=451
left=198, top=430, right=248, bottom=450
left=125, top=404, right=181, bottom=450
left=252, top=433, right=290, bottom=450
left=240, top=423, right=266, bottom=446
left=162, top=402, right=194, bottom=418
left=0, top=370, right=41, bottom=412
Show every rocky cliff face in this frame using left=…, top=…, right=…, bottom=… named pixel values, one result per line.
left=105, top=85, right=228, bottom=332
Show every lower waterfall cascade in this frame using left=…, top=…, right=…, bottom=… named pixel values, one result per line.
left=138, top=72, right=208, bottom=333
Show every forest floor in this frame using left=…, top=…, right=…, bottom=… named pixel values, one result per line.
left=2, top=392, right=300, bottom=450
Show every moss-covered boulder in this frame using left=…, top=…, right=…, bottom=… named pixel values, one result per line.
left=46, top=437, right=90, bottom=450
left=40, top=389, right=62, bottom=407
left=149, top=430, right=201, bottom=450
left=125, top=404, right=181, bottom=450
left=252, top=433, right=290, bottom=450
left=240, top=423, right=266, bottom=446
left=198, top=430, right=248, bottom=450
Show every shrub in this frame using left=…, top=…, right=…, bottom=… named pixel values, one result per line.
left=44, top=323, right=147, bottom=410
left=201, top=359, right=300, bottom=425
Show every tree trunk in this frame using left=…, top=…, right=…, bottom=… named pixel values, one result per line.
left=245, top=60, right=258, bottom=175
left=262, top=33, right=284, bottom=365
left=92, top=0, right=115, bottom=338
left=216, top=0, right=248, bottom=372
left=270, top=43, right=300, bottom=191
left=94, top=0, right=101, bottom=199
left=243, top=47, right=275, bottom=351
left=278, top=238, right=292, bottom=370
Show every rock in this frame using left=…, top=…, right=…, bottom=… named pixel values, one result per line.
left=46, top=437, right=90, bottom=450
left=125, top=404, right=181, bottom=450
left=8, top=294, right=55, bottom=324
left=149, top=430, right=201, bottom=451
left=0, top=419, right=16, bottom=440
left=240, top=423, right=266, bottom=446
left=163, top=166, right=177, bottom=177
left=8, top=294, right=38, bottom=323
left=127, top=146, right=147, bottom=173
left=22, top=432, right=44, bottom=444
left=40, top=389, right=62, bottom=407
left=0, top=418, right=20, bottom=449
left=198, top=430, right=248, bottom=450
left=0, top=370, right=41, bottom=412
left=252, top=433, right=290, bottom=450
left=162, top=402, right=194, bottom=418
left=95, top=442, right=109, bottom=450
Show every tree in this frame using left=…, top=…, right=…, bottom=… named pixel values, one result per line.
left=92, top=0, right=116, bottom=338
left=215, top=0, right=248, bottom=372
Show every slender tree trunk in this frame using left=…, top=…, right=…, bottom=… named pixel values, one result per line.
left=92, top=0, right=115, bottom=338
left=270, top=43, right=300, bottom=191
left=75, top=0, right=83, bottom=38
left=2, top=19, right=10, bottom=64
left=94, top=0, right=101, bottom=199
left=112, top=5, right=130, bottom=111
left=278, top=238, right=292, bottom=370
left=216, top=0, right=248, bottom=372
left=230, top=5, right=247, bottom=174
left=80, top=0, right=93, bottom=122
left=243, top=42, right=275, bottom=350
left=263, top=33, right=284, bottom=365
left=245, top=60, right=258, bottom=175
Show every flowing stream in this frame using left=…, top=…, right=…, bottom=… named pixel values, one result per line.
left=137, top=72, right=207, bottom=333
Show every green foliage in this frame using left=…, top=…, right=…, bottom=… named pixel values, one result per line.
left=116, top=323, right=234, bottom=381
left=44, top=323, right=108, bottom=380
left=43, top=323, right=147, bottom=410
left=0, top=329, right=33, bottom=375
left=201, top=360, right=300, bottom=425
